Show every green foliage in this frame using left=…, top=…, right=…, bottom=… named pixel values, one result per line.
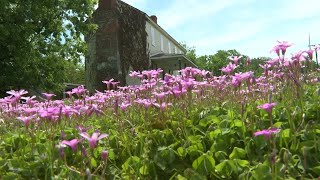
left=0, top=0, right=96, bottom=95
left=64, top=62, right=85, bottom=84
left=181, top=42, right=197, bottom=63
left=196, top=50, right=244, bottom=75
left=181, top=42, right=269, bottom=76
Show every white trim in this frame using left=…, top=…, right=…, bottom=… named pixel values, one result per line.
left=168, top=42, right=171, bottom=53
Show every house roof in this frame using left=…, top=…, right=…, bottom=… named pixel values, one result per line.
left=118, top=0, right=187, bottom=53
left=150, top=53, right=197, bottom=68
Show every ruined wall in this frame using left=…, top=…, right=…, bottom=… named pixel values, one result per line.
left=117, top=1, right=149, bottom=84
left=85, top=0, right=149, bottom=92
left=86, top=2, right=120, bottom=92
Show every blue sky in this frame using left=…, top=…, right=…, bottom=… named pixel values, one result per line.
left=122, top=0, right=320, bottom=58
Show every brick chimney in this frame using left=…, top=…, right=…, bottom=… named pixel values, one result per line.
left=99, top=0, right=117, bottom=10
left=150, top=15, right=157, bottom=24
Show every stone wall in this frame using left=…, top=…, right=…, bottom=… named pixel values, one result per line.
left=85, top=0, right=149, bottom=92
left=86, top=1, right=121, bottom=92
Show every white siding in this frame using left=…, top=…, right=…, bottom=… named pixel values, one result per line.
left=168, top=42, right=171, bottom=53
left=145, top=21, right=185, bottom=55
left=160, top=35, right=164, bottom=51
left=151, top=26, right=155, bottom=46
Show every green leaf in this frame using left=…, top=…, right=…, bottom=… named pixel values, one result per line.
left=251, top=164, right=272, bottom=180
left=209, top=129, right=222, bottom=140
left=311, top=166, right=320, bottom=175
left=176, top=174, right=188, bottom=180
left=215, top=151, right=228, bottom=161
left=122, top=156, right=141, bottom=172
left=159, top=148, right=175, bottom=164
left=234, top=159, right=249, bottom=167
left=184, top=168, right=207, bottom=180
left=215, top=160, right=228, bottom=172
left=2, top=172, right=20, bottom=180
left=231, top=120, right=244, bottom=128
left=215, top=160, right=237, bottom=175
left=273, top=122, right=283, bottom=128
left=229, top=147, right=246, bottom=160
left=177, top=147, right=186, bottom=157
left=187, top=143, right=204, bottom=157
left=108, top=149, right=115, bottom=160
left=90, top=158, right=97, bottom=168
left=187, top=135, right=203, bottom=143
left=192, top=153, right=215, bottom=175
left=199, top=119, right=208, bottom=127
left=281, top=129, right=291, bottom=138
left=139, top=165, right=149, bottom=175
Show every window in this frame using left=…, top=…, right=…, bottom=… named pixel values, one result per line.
left=179, top=50, right=182, bottom=54
left=174, top=46, right=177, bottom=54
left=160, top=35, right=164, bottom=51
left=168, top=42, right=171, bottom=53
left=151, top=26, right=155, bottom=46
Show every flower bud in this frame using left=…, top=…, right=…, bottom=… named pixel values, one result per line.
left=101, top=150, right=108, bottom=161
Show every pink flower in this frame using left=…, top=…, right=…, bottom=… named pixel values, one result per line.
left=271, top=41, right=293, bottom=56
left=254, top=128, right=280, bottom=138
left=71, top=85, right=87, bottom=97
left=153, top=92, right=167, bottom=101
left=153, top=102, right=172, bottom=111
left=292, top=51, right=306, bottom=62
left=21, top=96, right=36, bottom=106
left=257, top=102, right=277, bottom=113
left=65, top=91, right=74, bottom=98
left=120, top=102, right=131, bottom=111
left=221, top=63, right=238, bottom=74
left=303, top=49, right=314, bottom=60
left=86, top=104, right=103, bottom=116
left=17, top=115, right=36, bottom=126
left=267, top=58, right=279, bottom=66
left=6, top=90, right=28, bottom=103
left=229, top=55, right=242, bottom=65
left=38, top=107, right=60, bottom=121
left=129, top=71, right=141, bottom=78
left=42, top=93, right=56, bottom=100
left=76, top=126, right=91, bottom=133
left=61, top=139, right=80, bottom=152
left=6, top=89, right=28, bottom=98
left=80, top=132, right=108, bottom=149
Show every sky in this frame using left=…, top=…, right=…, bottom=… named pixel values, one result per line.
left=122, top=0, right=320, bottom=58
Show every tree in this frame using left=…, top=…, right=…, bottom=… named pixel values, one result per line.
left=64, top=62, right=85, bottom=84
left=247, top=57, right=269, bottom=75
left=196, top=49, right=247, bottom=75
left=180, top=42, right=197, bottom=63
left=0, top=0, right=97, bottom=96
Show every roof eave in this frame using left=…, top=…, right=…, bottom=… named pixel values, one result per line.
left=151, top=54, right=197, bottom=68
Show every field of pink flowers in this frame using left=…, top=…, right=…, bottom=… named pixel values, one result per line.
left=0, top=42, right=319, bottom=179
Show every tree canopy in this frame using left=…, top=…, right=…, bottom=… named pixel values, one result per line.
left=181, top=44, right=270, bottom=76
left=0, top=0, right=96, bottom=96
